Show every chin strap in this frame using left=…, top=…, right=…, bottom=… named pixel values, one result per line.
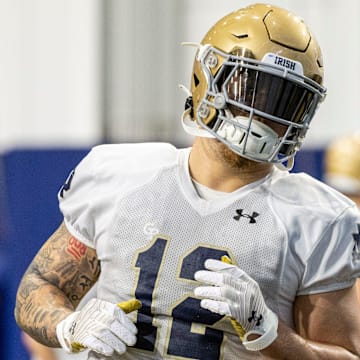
left=274, top=156, right=294, bottom=171
left=181, top=109, right=215, bottom=138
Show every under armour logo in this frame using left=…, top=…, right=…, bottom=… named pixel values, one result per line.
left=233, top=209, right=259, bottom=223
left=248, top=310, right=263, bottom=326
left=352, top=224, right=360, bottom=261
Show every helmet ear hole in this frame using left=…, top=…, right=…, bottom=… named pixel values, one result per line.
left=184, top=96, right=194, bottom=118
left=193, top=74, right=200, bottom=87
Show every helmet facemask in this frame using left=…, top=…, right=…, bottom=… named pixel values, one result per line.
left=190, top=46, right=326, bottom=169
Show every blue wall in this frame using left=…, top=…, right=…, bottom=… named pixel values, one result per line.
left=0, top=148, right=89, bottom=360
left=0, top=146, right=324, bottom=360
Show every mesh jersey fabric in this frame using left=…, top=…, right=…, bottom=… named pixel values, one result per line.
left=58, top=142, right=360, bottom=360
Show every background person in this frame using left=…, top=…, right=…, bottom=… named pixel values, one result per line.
left=324, top=131, right=360, bottom=300
left=324, top=131, right=360, bottom=206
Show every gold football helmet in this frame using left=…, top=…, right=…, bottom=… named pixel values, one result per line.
left=182, top=3, right=327, bottom=169
left=324, top=132, right=360, bottom=196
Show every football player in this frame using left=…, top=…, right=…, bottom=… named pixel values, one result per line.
left=15, top=3, right=360, bottom=359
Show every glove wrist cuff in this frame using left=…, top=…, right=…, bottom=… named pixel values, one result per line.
left=242, top=311, right=278, bottom=352
left=56, top=311, right=79, bottom=353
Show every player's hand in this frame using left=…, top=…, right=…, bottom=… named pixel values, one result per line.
left=56, top=298, right=141, bottom=356
left=194, top=258, right=278, bottom=351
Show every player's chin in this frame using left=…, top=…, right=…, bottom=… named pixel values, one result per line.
left=220, top=145, right=258, bottom=170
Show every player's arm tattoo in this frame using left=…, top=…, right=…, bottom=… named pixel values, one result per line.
left=15, top=222, right=100, bottom=347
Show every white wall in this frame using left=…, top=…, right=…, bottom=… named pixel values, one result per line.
left=103, top=0, right=185, bottom=145
left=1, top=1, right=359, bottom=151
left=0, top=0, right=102, bottom=151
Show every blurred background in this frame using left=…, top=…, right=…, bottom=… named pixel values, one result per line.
left=0, top=0, right=359, bottom=359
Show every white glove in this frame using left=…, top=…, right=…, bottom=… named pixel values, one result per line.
left=56, top=298, right=141, bottom=356
left=194, top=259, right=278, bottom=351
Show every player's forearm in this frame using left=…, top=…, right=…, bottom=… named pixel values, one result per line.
left=15, top=273, right=74, bottom=347
left=259, top=321, right=360, bottom=359
left=15, top=222, right=100, bottom=347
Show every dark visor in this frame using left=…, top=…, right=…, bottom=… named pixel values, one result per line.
left=215, top=61, right=317, bottom=126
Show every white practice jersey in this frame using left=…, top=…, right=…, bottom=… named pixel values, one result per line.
left=58, top=143, right=360, bottom=360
